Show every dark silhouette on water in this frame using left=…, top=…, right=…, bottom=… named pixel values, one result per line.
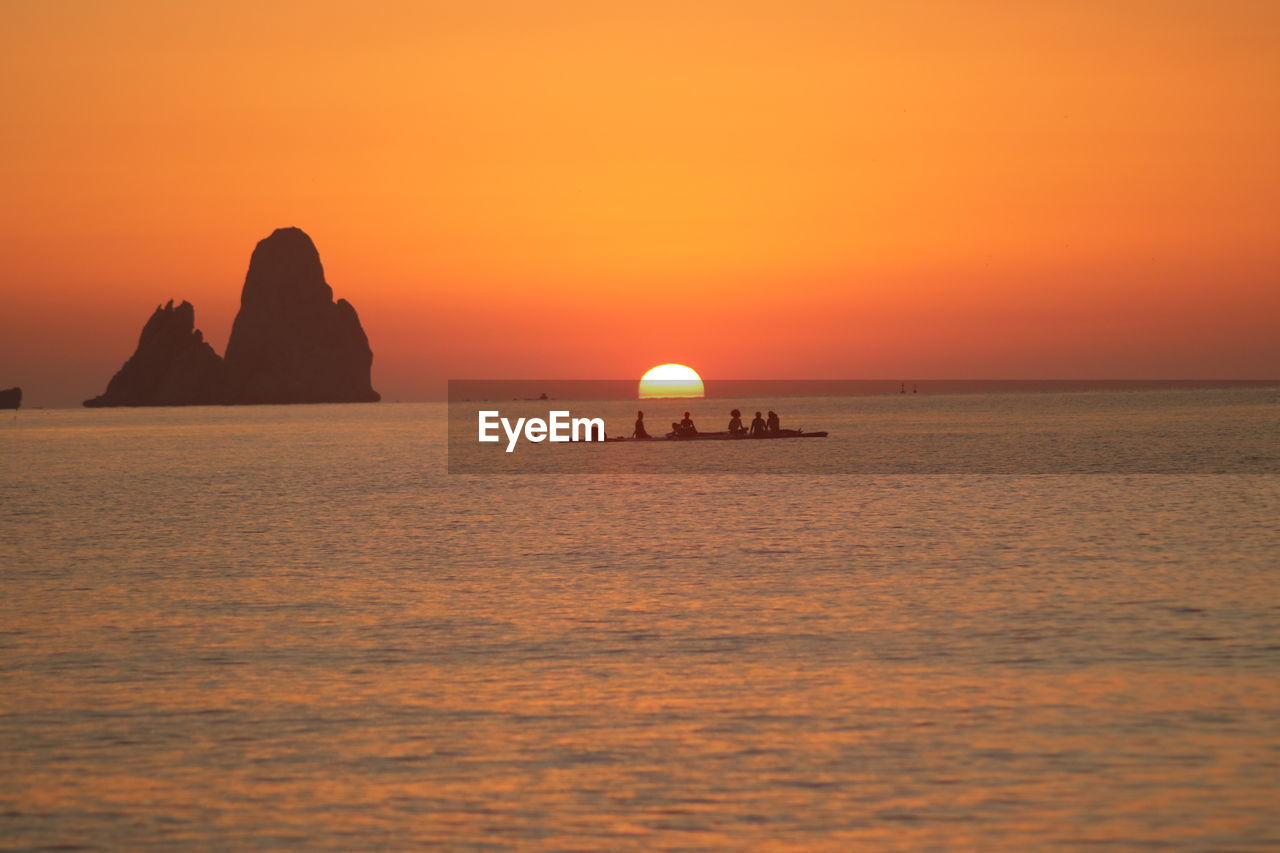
left=85, top=228, right=379, bottom=406
left=631, top=406, right=827, bottom=442
left=0, top=387, right=20, bottom=409
left=727, top=408, right=746, bottom=435
left=83, top=300, right=225, bottom=407
left=223, top=227, right=378, bottom=404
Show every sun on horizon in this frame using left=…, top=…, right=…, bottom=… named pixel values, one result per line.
left=639, top=364, right=704, bottom=399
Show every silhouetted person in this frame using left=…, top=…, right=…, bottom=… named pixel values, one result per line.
left=727, top=408, right=746, bottom=435
left=766, top=410, right=780, bottom=433
left=633, top=410, right=650, bottom=439
left=750, top=411, right=767, bottom=436
left=679, top=411, right=697, bottom=435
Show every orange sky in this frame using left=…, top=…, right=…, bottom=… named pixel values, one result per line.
left=2, top=0, right=1277, bottom=406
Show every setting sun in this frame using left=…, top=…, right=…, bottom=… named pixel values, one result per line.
left=639, top=363, right=704, bottom=399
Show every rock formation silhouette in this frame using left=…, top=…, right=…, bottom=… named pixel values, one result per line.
left=0, top=387, right=21, bottom=409
left=224, top=228, right=379, bottom=404
left=84, top=300, right=225, bottom=407
left=84, top=228, right=379, bottom=406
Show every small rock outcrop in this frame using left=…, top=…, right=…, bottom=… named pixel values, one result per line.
left=84, top=301, right=226, bottom=407
left=84, top=228, right=379, bottom=407
left=223, top=228, right=379, bottom=404
left=0, top=387, right=21, bottom=409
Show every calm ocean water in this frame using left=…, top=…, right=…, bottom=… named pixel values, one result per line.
left=3, top=389, right=1279, bottom=850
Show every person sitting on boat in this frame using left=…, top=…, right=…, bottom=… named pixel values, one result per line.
left=750, top=411, right=768, bottom=436
left=766, top=410, right=780, bottom=433
left=679, top=411, right=697, bottom=435
left=727, top=408, right=746, bottom=435
left=633, top=410, right=650, bottom=439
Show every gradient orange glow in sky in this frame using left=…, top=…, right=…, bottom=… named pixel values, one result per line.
left=2, top=0, right=1277, bottom=405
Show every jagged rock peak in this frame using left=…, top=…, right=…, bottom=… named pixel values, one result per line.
left=145, top=299, right=199, bottom=340
left=84, top=299, right=226, bottom=407
left=85, top=227, right=379, bottom=407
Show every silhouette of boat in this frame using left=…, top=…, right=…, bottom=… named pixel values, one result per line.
left=602, top=429, right=828, bottom=442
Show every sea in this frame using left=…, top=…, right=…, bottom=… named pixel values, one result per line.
left=2, top=386, right=1279, bottom=851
